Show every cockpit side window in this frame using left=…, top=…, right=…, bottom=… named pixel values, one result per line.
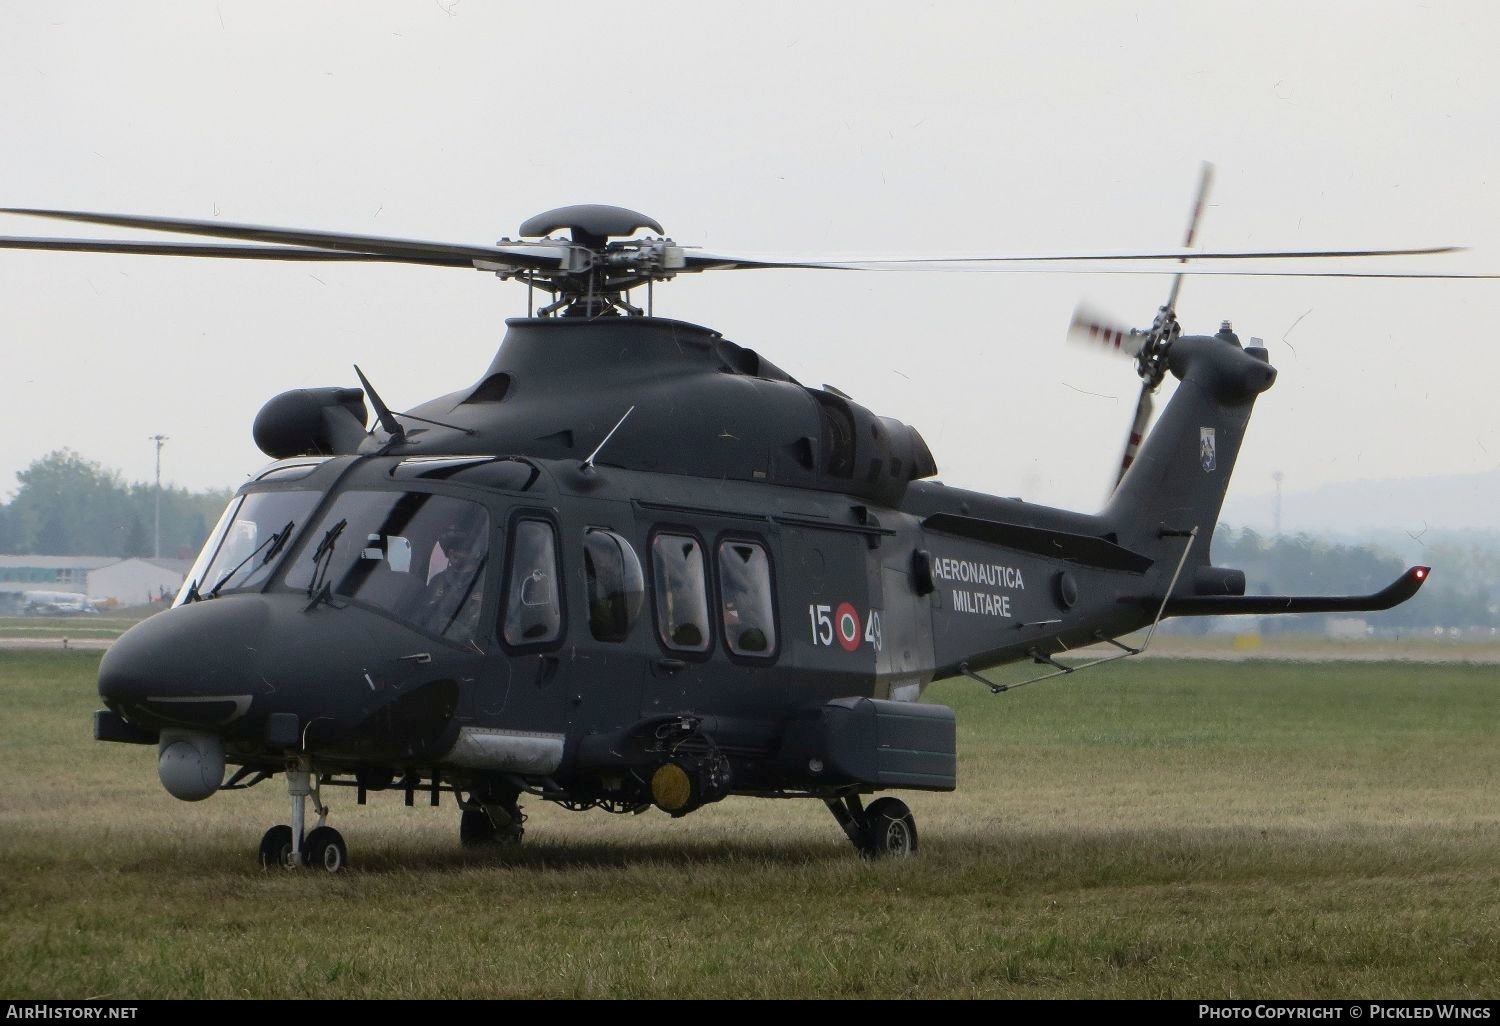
left=583, top=528, right=644, bottom=643
left=651, top=532, right=711, bottom=653
left=502, top=519, right=562, bottom=647
left=717, top=539, right=777, bottom=658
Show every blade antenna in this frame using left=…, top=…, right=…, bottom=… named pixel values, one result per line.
left=1116, top=162, right=1214, bottom=487
left=581, top=405, right=636, bottom=471
left=353, top=365, right=406, bottom=443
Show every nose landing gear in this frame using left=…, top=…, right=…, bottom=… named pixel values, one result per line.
left=258, top=757, right=348, bottom=873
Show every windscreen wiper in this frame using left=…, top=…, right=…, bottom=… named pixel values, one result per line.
left=205, top=520, right=296, bottom=599
left=304, top=518, right=348, bottom=610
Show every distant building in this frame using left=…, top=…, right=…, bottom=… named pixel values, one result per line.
left=0, top=554, right=191, bottom=610
left=87, top=557, right=193, bottom=607
left=0, top=554, right=116, bottom=588
left=1325, top=617, right=1371, bottom=640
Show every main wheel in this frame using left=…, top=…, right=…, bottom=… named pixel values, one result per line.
left=302, top=826, right=348, bottom=873
left=460, top=805, right=525, bottom=846
left=460, top=808, right=497, bottom=847
left=860, top=797, right=918, bottom=859
left=257, top=824, right=296, bottom=870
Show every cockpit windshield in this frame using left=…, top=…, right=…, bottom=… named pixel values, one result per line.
left=283, top=490, right=492, bottom=644
left=177, top=490, right=322, bottom=606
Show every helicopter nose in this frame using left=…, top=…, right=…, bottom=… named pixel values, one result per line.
left=98, top=597, right=271, bottom=730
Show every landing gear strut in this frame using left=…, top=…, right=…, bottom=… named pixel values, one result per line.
left=825, top=794, right=919, bottom=859
left=459, top=785, right=525, bottom=847
left=258, top=757, right=347, bottom=872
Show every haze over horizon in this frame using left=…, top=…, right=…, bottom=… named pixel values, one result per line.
left=3, top=2, right=1496, bottom=519
left=1221, top=466, right=1498, bottom=539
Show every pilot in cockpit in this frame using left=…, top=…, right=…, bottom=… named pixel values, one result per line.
left=424, top=522, right=486, bottom=639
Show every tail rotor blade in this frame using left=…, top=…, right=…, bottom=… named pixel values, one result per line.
left=1165, top=161, right=1216, bottom=313
left=1115, top=384, right=1155, bottom=488
left=1181, top=162, right=1215, bottom=250
left=1067, top=304, right=1144, bottom=357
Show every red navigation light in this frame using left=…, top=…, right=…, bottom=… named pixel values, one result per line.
left=1414, top=567, right=1428, bottom=580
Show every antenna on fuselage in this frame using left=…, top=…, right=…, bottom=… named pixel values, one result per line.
left=353, top=364, right=406, bottom=442
left=581, top=405, right=636, bottom=472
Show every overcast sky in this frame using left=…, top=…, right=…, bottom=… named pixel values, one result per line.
left=2, top=1, right=1495, bottom=532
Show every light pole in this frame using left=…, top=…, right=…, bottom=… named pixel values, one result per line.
left=150, top=435, right=168, bottom=558
left=1272, top=470, right=1284, bottom=538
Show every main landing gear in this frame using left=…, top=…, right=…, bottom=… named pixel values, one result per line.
left=825, top=794, right=919, bottom=858
left=459, top=785, right=525, bottom=848
left=258, top=756, right=348, bottom=873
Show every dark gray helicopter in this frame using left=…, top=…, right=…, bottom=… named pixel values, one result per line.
left=1, top=184, right=1470, bottom=871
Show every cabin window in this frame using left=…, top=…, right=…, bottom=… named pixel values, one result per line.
left=584, top=528, right=644, bottom=643
left=718, top=540, right=777, bottom=657
left=282, top=490, right=491, bottom=643
left=503, top=519, right=562, bottom=646
left=651, top=533, right=710, bottom=652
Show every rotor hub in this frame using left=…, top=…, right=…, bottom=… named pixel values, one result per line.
left=518, top=205, right=663, bottom=247
left=506, top=205, right=682, bottom=317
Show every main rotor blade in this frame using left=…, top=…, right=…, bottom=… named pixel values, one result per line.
left=709, top=260, right=1500, bottom=279
left=3, top=208, right=1486, bottom=278
left=955, top=264, right=1500, bottom=279
left=0, top=236, right=471, bottom=265
left=0, top=208, right=566, bottom=270
left=680, top=244, right=1464, bottom=273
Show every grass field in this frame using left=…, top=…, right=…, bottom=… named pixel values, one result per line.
left=0, top=608, right=156, bottom=646
left=1, top=650, right=1496, bottom=999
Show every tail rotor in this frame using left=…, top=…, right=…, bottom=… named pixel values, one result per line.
left=1069, top=162, right=1214, bottom=488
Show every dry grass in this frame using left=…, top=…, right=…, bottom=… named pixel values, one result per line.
left=1, top=651, right=1497, bottom=998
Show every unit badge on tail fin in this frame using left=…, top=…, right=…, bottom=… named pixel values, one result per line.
left=1200, top=427, right=1217, bottom=472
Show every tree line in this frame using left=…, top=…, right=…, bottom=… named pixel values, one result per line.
left=1206, top=526, right=1497, bottom=632
left=0, top=450, right=232, bottom=560
left=1, top=451, right=1492, bottom=629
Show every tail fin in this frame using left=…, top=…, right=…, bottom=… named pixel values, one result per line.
left=1102, top=326, right=1276, bottom=556
left=1103, top=329, right=1434, bottom=619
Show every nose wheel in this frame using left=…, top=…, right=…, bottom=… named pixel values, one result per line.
left=257, top=824, right=296, bottom=869
left=258, top=759, right=348, bottom=873
left=303, top=825, right=348, bottom=872
left=825, top=794, right=920, bottom=859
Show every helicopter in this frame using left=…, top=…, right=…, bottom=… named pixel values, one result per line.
left=1, top=176, right=1473, bottom=872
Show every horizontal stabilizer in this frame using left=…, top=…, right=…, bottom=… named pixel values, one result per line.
left=1161, top=566, right=1431, bottom=616
left=922, top=513, right=1154, bottom=573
